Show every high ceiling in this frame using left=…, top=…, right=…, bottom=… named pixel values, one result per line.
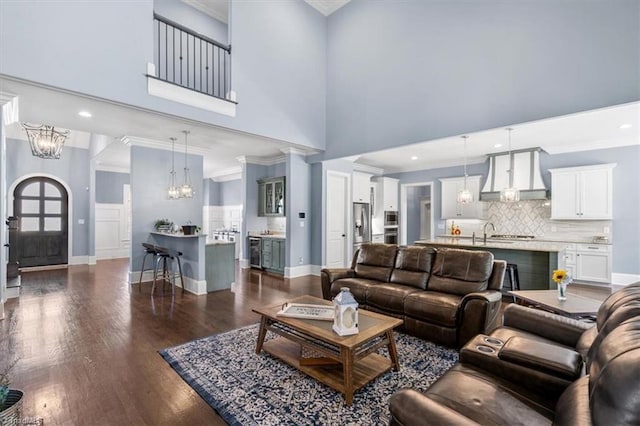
left=4, top=75, right=638, bottom=179
left=355, top=102, right=640, bottom=173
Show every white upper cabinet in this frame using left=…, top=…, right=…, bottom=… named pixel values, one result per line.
left=373, top=177, right=399, bottom=212
left=440, top=176, right=482, bottom=219
left=550, top=164, right=615, bottom=220
left=352, top=172, right=373, bottom=203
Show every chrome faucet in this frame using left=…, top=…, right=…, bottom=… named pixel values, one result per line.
left=483, top=222, right=496, bottom=244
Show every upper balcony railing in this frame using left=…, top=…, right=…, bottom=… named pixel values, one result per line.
left=152, top=13, right=232, bottom=102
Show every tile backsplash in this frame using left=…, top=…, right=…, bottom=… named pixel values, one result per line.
left=446, top=200, right=612, bottom=242
left=267, top=216, right=286, bottom=233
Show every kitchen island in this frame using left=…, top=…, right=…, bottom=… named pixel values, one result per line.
left=415, top=237, right=572, bottom=290
left=149, top=232, right=208, bottom=294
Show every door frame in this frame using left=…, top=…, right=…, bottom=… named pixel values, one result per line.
left=324, top=170, right=351, bottom=268
left=8, top=173, right=74, bottom=265
left=400, top=181, right=434, bottom=246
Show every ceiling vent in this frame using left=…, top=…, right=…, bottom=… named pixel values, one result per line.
left=480, top=148, right=549, bottom=201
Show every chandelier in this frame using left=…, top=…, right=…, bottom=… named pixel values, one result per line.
left=167, top=137, right=180, bottom=200
left=180, top=130, right=194, bottom=198
left=500, top=127, right=520, bottom=202
left=22, top=124, right=69, bottom=159
left=457, top=135, right=473, bottom=204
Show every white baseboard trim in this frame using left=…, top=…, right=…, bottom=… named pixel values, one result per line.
left=239, top=259, right=250, bottom=269
left=88, top=256, right=97, bottom=265
left=128, top=270, right=207, bottom=295
left=69, top=256, right=89, bottom=265
left=284, top=264, right=321, bottom=278
left=96, top=249, right=128, bottom=261
left=6, top=285, right=20, bottom=299
left=612, top=273, right=640, bottom=286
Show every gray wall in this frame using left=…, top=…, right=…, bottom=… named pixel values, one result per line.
left=286, top=153, right=311, bottom=268
left=96, top=171, right=130, bottom=204
left=394, top=145, right=640, bottom=275
left=130, top=145, right=203, bottom=278
left=154, top=0, right=228, bottom=45
left=323, top=0, right=639, bottom=160
left=0, top=0, right=327, bottom=151
left=406, top=185, right=430, bottom=244
left=6, top=139, right=90, bottom=257
left=310, top=163, right=323, bottom=266
left=204, top=178, right=242, bottom=206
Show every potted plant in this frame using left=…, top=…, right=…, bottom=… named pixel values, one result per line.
left=181, top=221, right=199, bottom=235
left=0, top=359, right=23, bottom=425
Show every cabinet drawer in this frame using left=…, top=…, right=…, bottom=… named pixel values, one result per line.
left=577, top=244, right=610, bottom=253
left=563, top=251, right=576, bottom=265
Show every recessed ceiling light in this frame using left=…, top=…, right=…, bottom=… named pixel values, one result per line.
left=494, top=143, right=502, bottom=148
left=411, top=155, right=418, bottom=160
left=78, top=111, right=92, bottom=118
left=619, top=123, right=632, bottom=129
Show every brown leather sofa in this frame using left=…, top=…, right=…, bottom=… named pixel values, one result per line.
left=321, top=243, right=506, bottom=348
left=389, top=282, right=640, bottom=425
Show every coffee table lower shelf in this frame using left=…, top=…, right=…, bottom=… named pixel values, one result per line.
left=262, top=337, right=394, bottom=399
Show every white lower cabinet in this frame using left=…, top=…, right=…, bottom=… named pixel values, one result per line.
left=562, top=243, right=611, bottom=284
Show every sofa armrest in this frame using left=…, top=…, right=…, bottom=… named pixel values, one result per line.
left=389, top=389, right=479, bottom=426
left=320, top=268, right=355, bottom=300
left=459, top=335, right=577, bottom=408
left=457, top=290, right=503, bottom=347
left=502, top=304, right=594, bottom=348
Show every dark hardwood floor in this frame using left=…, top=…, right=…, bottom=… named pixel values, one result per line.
left=0, top=259, right=322, bottom=425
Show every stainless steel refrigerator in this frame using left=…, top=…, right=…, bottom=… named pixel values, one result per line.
left=353, top=202, right=371, bottom=254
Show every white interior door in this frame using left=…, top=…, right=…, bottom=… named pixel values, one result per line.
left=326, top=172, right=349, bottom=268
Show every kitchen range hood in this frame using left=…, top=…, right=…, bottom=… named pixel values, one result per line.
left=480, top=148, right=549, bottom=201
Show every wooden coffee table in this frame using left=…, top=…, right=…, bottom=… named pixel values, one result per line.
left=253, top=295, right=403, bottom=405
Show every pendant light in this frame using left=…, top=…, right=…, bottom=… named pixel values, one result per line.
left=457, top=135, right=473, bottom=204
left=167, top=137, right=180, bottom=199
left=22, top=123, right=69, bottom=159
left=500, top=127, right=520, bottom=202
left=180, top=130, right=194, bottom=198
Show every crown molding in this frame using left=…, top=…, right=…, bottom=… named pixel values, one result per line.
left=353, top=163, right=384, bottom=176
left=96, top=163, right=130, bottom=174
left=120, top=135, right=208, bottom=156
left=304, top=0, right=351, bottom=16
left=0, top=92, right=19, bottom=125
left=207, top=166, right=242, bottom=181
left=237, top=154, right=286, bottom=166
left=279, top=146, right=319, bottom=156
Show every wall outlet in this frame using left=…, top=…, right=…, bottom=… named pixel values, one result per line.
left=300, top=221, right=305, bottom=227
left=604, top=226, right=610, bottom=234
left=298, top=257, right=303, bottom=264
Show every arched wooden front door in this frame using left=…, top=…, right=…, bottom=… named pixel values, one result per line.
left=12, top=177, right=69, bottom=267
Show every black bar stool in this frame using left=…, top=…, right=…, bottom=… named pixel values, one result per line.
left=138, top=243, right=158, bottom=292
left=151, top=247, right=185, bottom=295
left=504, top=263, right=521, bottom=302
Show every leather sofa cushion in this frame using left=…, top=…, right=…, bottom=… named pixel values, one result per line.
left=389, top=246, right=435, bottom=289
left=425, top=364, right=554, bottom=425
left=404, top=291, right=462, bottom=327
left=489, top=327, right=575, bottom=351
left=428, top=248, right=493, bottom=295
left=353, top=243, right=397, bottom=282
left=498, top=336, right=583, bottom=381
left=330, top=278, right=378, bottom=303
left=553, top=377, right=592, bottom=426
left=366, top=283, right=420, bottom=315
left=588, top=319, right=640, bottom=426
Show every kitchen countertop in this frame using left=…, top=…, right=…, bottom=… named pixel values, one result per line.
left=151, top=231, right=207, bottom=238
left=436, top=235, right=611, bottom=245
left=247, top=232, right=286, bottom=239
left=415, top=237, right=573, bottom=253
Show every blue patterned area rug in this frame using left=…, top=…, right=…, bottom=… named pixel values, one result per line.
left=159, top=324, right=458, bottom=425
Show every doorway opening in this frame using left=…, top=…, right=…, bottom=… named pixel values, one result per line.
left=11, top=176, right=69, bottom=268
left=400, top=182, right=433, bottom=246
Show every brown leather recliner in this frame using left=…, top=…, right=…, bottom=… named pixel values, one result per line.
left=389, top=283, right=640, bottom=425
left=321, top=243, right=506, bottom=348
